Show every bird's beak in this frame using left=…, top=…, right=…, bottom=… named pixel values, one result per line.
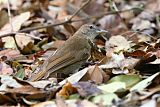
left=97, top=29, right=109, bottom=35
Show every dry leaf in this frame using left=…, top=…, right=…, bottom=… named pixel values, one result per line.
left=2, top=36, right=17, bottom=49
left=32, top=101, right=56, bottom=107
left=106, top=35, right=131, bottom=52
left=0, top=62, right=13, bottom=75
left=28, top=80, right=51, bottom=89
left=59, top=67, right=88, bottom=86
left=84, top=65, right=104, bottom=84
left=63, top=23, right=76, bottom=35
left=73, top=82, right=101, bottom=97
left=0, top=12, right=30, bottom=35
left=78, top=100, right=98, bottom=107
left=15, top=33, right=34, bottom=49
left=56, top=96, right=68, bottom=107
left=0, top=49, right=20, bottom=59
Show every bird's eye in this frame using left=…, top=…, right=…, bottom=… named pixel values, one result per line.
left=89, top=25, right=93, bottom=29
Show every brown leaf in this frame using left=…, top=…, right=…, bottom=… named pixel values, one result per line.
left=124, top=50, right=147, bottom=58
left=15, top=33, right=34, bottom=50
left=0, top=10, right=8, bottom=28
left=73, top=82, right=101, bottom=97
left=156, top=50, right=160, bottom=58
left=0, top=94, right=15, bottom=104
left=106, top=35, right=131, bottom=52
left=63, top=23, right=77, bottom=35
left=0, top=62, right=13, bottom=75
left=0, top=49, right=20, bottom=59
left=0, top=12, right=30, bottom=35
left=0, top=38, right=5, bottom=48
left=91, top=47, right=105, bottom=61
left=87, top=65, right=104, bottom=84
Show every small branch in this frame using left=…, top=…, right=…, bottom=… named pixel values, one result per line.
left=7, top=0, right=22, bottom=52
left=13, top=35, right=21, bottom=52
left=122, top=30, right=157, bottom=41
left=0, top=7, right=141, bottom=38
left=7, top=0, right=13, bottom=32
left=68, top=0, right=91, bottom=21
left=109, top=0, right=128, bottom=29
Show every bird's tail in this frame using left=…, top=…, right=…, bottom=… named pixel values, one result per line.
left=28, top=69, right=46, bottom=81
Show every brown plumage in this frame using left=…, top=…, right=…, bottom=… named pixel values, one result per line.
left=29, top=24, right=108, bottom=81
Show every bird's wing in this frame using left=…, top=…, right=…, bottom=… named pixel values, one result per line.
left=46, top=48, right=90, bottom=72
left=29, top=49, right=89, bottom=81
left=46, top=52, right=76, bottom=72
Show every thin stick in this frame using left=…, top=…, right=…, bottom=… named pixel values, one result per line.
left=13, top=35, right=21, bottom=52
left=0, top=7, right=141, bottom=38
left=7, top=0, right=21, bottom=51
left=7, top=0, right=13, bottom=32
left=109, top=0, right=128, bottom=29
left=68, top=0, right=91, bottom=21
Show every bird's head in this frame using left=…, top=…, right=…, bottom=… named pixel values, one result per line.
left=75, top=24, right=108, bottom=41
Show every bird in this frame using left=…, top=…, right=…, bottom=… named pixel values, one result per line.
left=28, top=24, right=108, bottom=81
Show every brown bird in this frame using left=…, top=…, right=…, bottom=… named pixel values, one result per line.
left=29, top=24, right=108, bottom=81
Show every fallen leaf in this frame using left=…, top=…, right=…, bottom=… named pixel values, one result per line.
left=59, top=67, right=89, bottom=86
left=32, top=101, right=56, bottom=107
left=0, top=62, right=13, bottom=75
left=0, top=10, right=8, bottom=28
left=137, top=34, right=151, bottom=42
left=1, top=0, right=22, bottom=10
left=83, top=65, right=104, bottom=84
left=63, top=23, right=76, bottom=35
left=73, top=82, right=101, bottom=97
left=15, top=33, right=34, bottom=49
left=99, top=53, right=125, bottom=69
left=0, top=12, right=30, bottom=35
left=149, top=59, right=160, bottom=64
left=130, top=72, right=160, bottom=91
left=124, top=50, right=146, bottom=58
left=2, top=36, right=16, bottom=49
left=0, top=75, right=22, bottom=88
left=108, top=75, right=142, bottom=88
left=106, top=35, right=131, bottom=52
left=28, top=80, right=51, bottom=89
left=56, top=96, right=68, bottom=107
left=0, top=93, right=15, bottom=104
left=132, top=19, right=154, bottom=31
left=91, top=93, right=119, bottom=106
left=79, top=100, right=98, bottom=107
left=98, top=82, right=126, bottom=93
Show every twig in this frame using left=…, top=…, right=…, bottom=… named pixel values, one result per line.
left=7, top=0, right=21, bottom=51
left=122, top=30, right=157, bottom=41
left=7, top=0, right=22, bottom=51
left=13, top=35, right=21, bottom=52
left=108, top=0, right=128, bottom=29
left=7, top=0, right=13, bottom=32
left=71, top=7, right=141, bottom=22
left=68, top=0, right=91, bottom=21
left=0, top=7, right=141, bottom=38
